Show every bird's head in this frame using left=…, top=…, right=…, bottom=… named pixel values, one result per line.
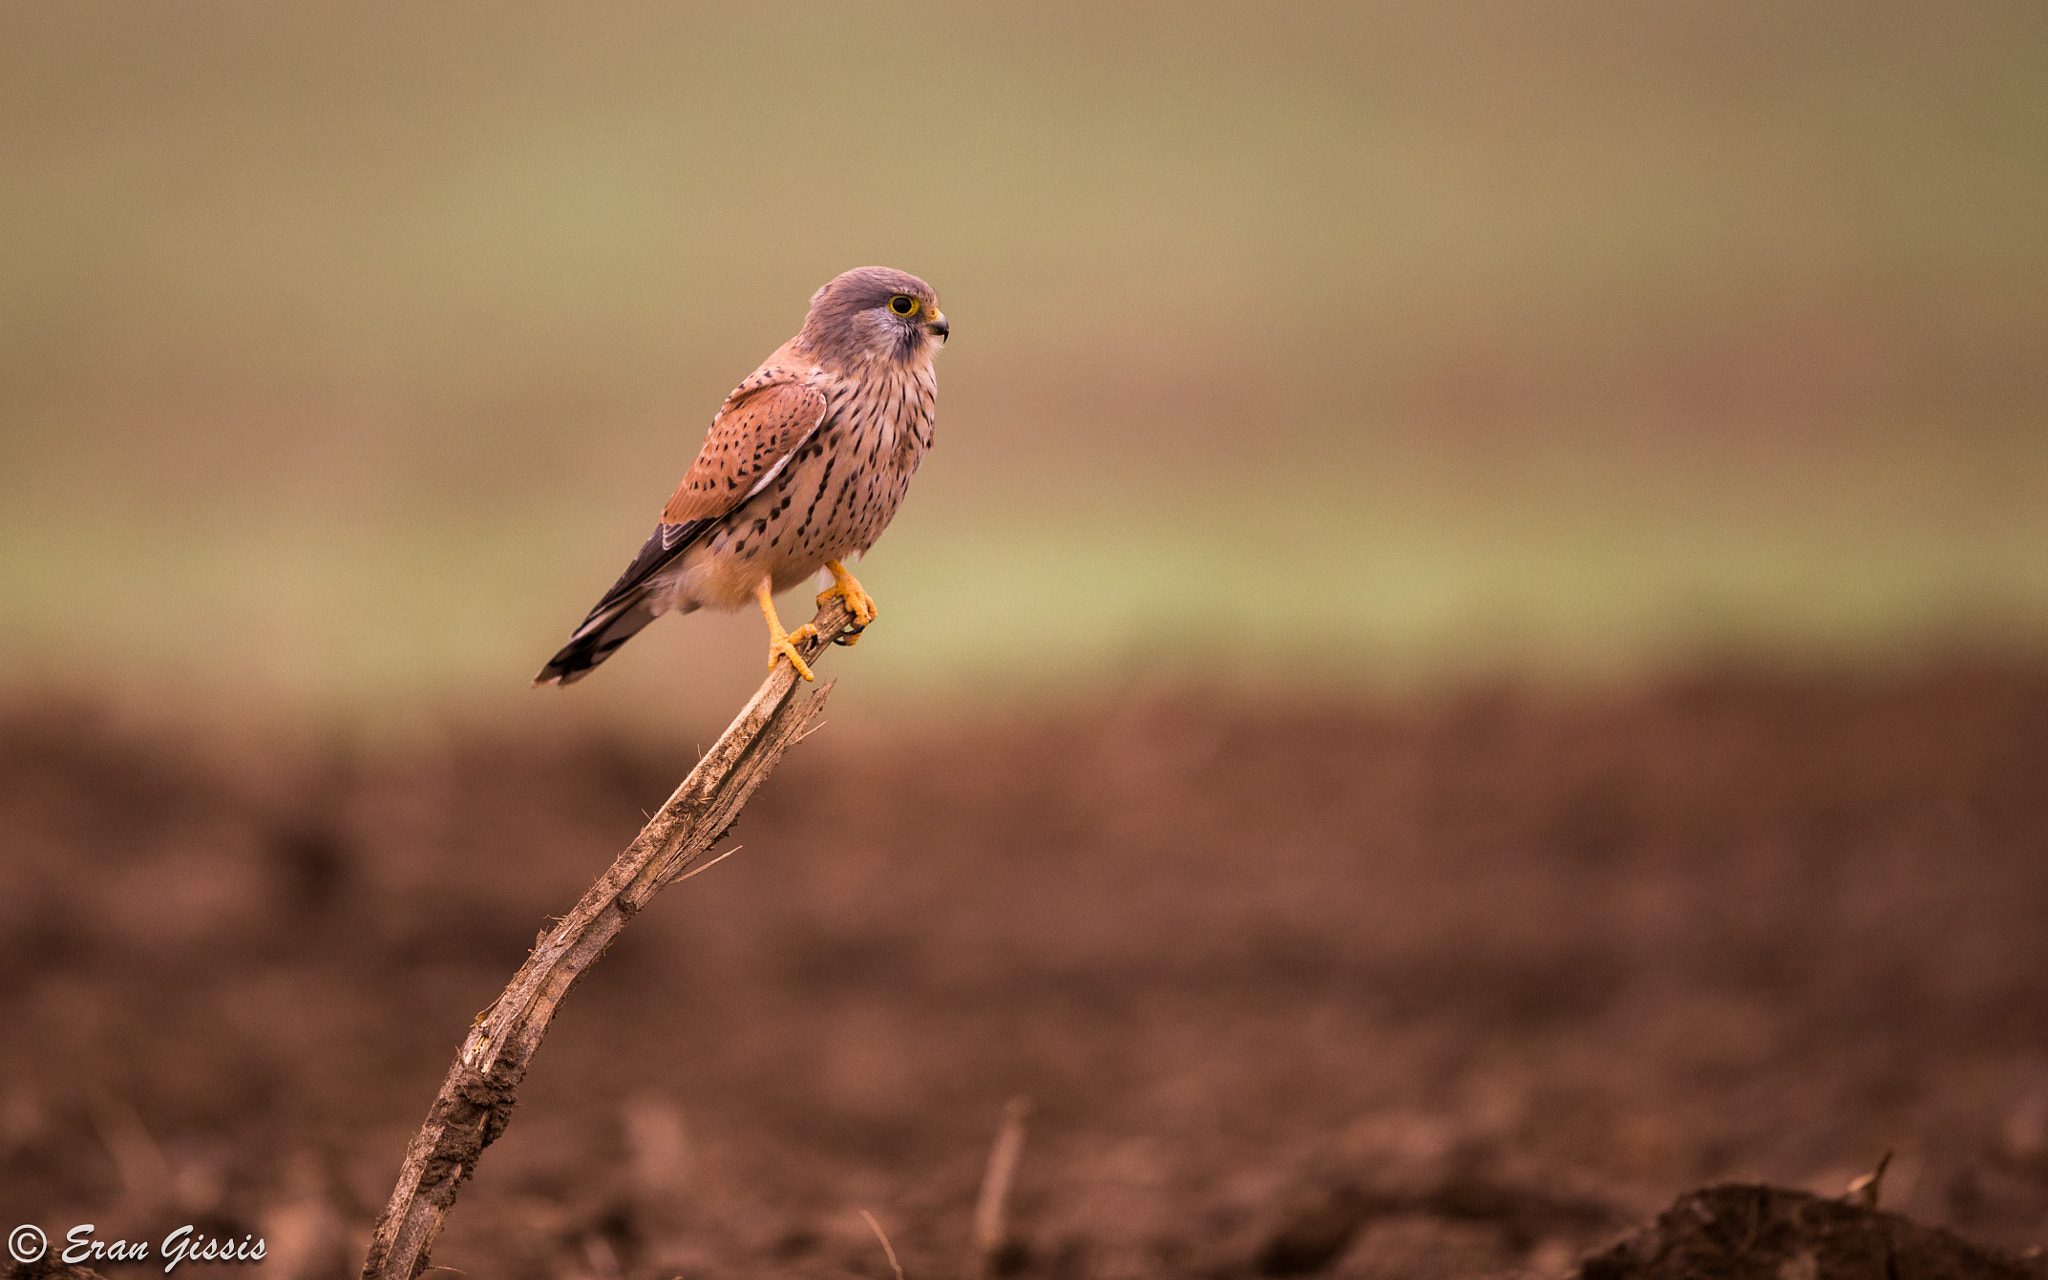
left=798, top=266, right=948, bottom=368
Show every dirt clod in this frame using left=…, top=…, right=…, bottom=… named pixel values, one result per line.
left=1577, top=1184, right=2048, bottom=1280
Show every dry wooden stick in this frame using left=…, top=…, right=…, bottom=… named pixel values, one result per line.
left=361, top=596, right=861, bottom=1280
left=972, top=1095, right=1033, bottom=1275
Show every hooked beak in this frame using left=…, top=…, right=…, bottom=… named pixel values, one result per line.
left=925, top=309, right=949, bottom=343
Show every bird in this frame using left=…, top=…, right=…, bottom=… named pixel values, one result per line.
left=535, top=266, right=948, bottom=686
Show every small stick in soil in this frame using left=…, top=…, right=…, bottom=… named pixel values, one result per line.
left=861, top=1210, right=907, bottom=1280
left=1846, top=1149, right=1894, bottom=1210
left=360, top=596, right=861, bottom=1280
left=971, top=1095, right=1033, bottom=1276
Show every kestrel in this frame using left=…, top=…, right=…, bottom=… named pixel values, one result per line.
left=535, top=267, right=947, bottom=686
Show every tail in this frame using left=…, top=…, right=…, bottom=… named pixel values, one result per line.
left=533, top=593, right=663, bottom=686
left=537, top=518, right=714, bottom=687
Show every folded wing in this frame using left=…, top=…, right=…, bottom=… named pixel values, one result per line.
left=534, top=373, right=828, bottom=685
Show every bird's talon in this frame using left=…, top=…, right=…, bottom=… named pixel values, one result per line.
left=816, top=560, right=879, bottom=627
left=816, top=584, right=878, bottom=627
left=768, top=626, right=817, bottom=681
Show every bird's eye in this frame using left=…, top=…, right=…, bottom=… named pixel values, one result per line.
left=888, top=294, right=919, bottom=316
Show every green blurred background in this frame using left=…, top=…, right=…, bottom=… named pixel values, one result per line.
left=3, top=1, right=2044, bottom=730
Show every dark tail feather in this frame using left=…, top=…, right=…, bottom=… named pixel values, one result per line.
left=534, top=594, right=662, bottom=686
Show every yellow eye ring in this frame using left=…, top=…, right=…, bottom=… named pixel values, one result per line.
left=888, top=294, right=919, bottom=316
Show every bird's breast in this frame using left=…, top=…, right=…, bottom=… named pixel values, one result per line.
left=675, top=363, right=937, bottom=605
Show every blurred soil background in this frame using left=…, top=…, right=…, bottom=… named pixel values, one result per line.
left=4, top=669, right=2048, bottom=1278
left=3, top=2, right=2048, bottom=1277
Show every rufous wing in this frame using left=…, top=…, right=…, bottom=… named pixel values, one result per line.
left=661, top=374, right=828, bottom=524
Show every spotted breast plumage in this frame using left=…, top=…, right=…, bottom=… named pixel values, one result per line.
left=535, top=266, right=947, bottom=686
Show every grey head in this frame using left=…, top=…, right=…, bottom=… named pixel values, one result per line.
left=797, top=266, right=949, bottom=368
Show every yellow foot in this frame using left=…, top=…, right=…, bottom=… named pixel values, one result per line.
left=768, top=623, right=818, bottom=681
left=817, top=578, right=877, bottom=624
left=816, top=559, right=878, bottom=645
